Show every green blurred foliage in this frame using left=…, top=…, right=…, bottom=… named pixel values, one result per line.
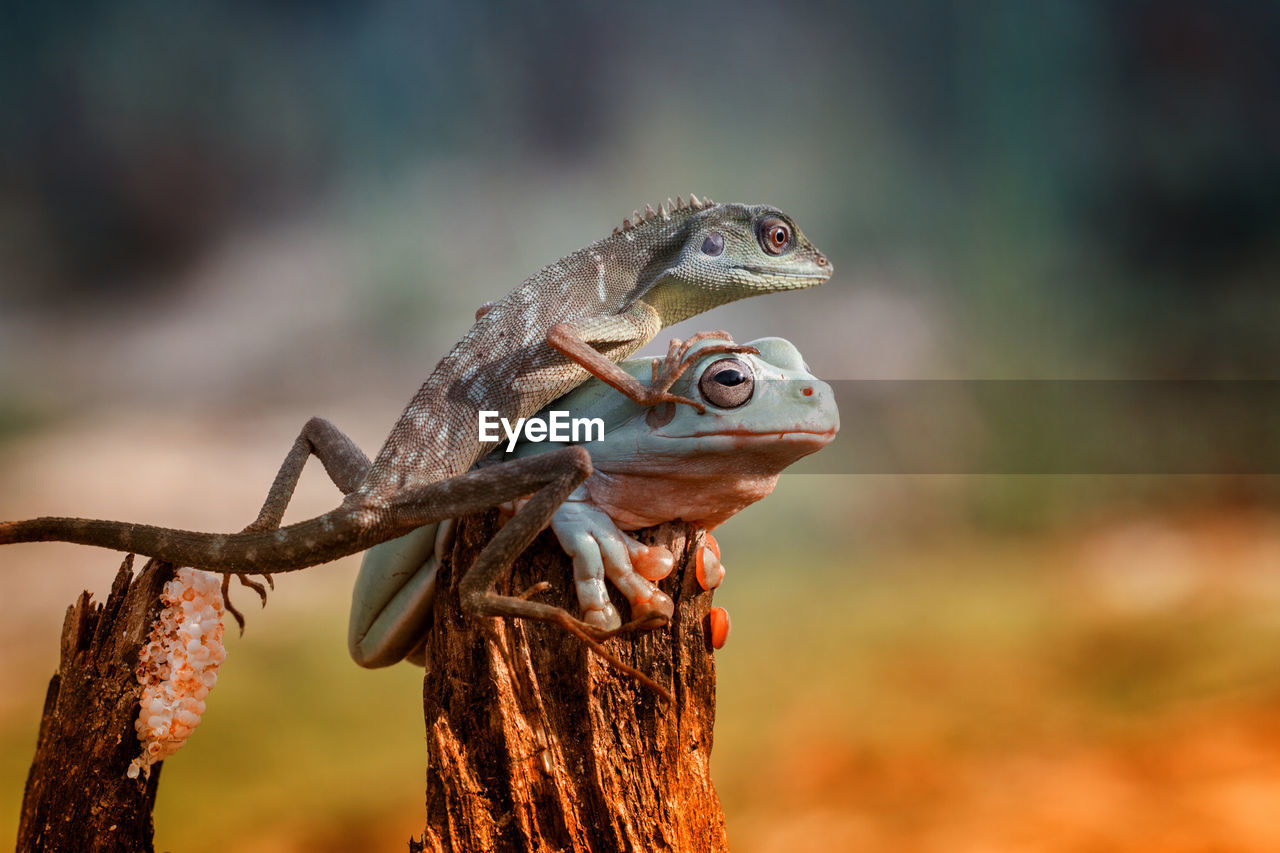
left=3, top=0, right=1277, bottom=374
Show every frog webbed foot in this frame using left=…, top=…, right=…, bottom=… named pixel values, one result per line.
left=551, top=497, right=674, bottom=631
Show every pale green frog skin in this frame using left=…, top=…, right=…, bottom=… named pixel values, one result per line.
left=349, top=336, right=839, bottom=667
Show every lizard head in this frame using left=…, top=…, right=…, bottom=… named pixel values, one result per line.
left=623, top=198, right=832, bottom=322
left=675, top=202, right=833, bottom=293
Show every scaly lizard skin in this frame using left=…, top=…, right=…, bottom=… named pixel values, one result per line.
left=0, top=196, right=831, bottom=659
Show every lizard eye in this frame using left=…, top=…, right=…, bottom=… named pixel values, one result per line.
left=698, top=358, right=754, bottom=409
left=756, top=216, right=792, bottom=255
left=701, top=231, right=725, bottom=256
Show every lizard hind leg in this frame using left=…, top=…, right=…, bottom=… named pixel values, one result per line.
left=229, top=416, right=372, bottom=629
left=607, top=536, right=675, bottom=631
left=549, top=497, right=675, bottom=634
left=453, top=447, right=673, bottom=701
left=455, top=447, right=604, bottom=633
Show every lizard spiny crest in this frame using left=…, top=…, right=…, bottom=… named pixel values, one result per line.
left=612, top=194, right=714, bottom=236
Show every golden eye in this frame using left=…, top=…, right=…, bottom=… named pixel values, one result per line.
left=757, top=216, right=792, bottom=255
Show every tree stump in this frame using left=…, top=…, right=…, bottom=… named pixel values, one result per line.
left=18, top=555, right=173, bottom=853
left=419, top=511, right=728, bottom=853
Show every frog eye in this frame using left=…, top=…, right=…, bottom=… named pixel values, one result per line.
left=698, top=358, right=754, bottom=409
left=756, top=215, right=792, bottom=255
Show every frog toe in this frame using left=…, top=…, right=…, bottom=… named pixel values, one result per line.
left=629, top=590, right=674, bottom=629
left=632, top=544, right=675, bottom=581
left=583, top=604, right=622, bottom=631
left=708, top=606, right=731, bottom=649
left=696, top=542, right=725, bottom=590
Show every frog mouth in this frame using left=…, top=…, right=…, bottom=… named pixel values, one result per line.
left=661, top=428, right=837, bottom=440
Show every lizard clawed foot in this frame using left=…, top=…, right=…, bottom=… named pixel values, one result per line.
left=627, top=589, right=674, bottom=629
left=606, top=591, right=674, bottom=635
left=219, top=571, right=274, bottom=634
left=513, top=578, right=623, bottom=632
left=593, top=590, right=674, bottom=638
left=581, top=573, right=675, bottom=639
left=516, top=580, right=552, bottom=600
left=553, top=497, right=677, bottom=633
left=546, top=608, right=673, bottom=702
left=644, top=332, right=762, bottom=414
left=239, top=572, right=274, bottom=601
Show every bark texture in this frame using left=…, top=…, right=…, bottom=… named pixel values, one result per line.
left=419, top=511, right=727, bottom=853
left=18, top=555, right=172, bottom=853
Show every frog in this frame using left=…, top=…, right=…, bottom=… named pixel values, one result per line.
left=348, top=336, right=839, bottom=668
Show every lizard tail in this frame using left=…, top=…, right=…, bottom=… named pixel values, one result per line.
left=0, top=508, right=374, bottom=574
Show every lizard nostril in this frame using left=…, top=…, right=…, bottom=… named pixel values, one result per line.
left=815, top=254, right=829, bottom=267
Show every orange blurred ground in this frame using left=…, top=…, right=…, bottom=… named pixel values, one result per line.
left=2, top=417, right=1278, bottom=851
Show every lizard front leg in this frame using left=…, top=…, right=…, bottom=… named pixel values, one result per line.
left=547, top=307, right=758, bottom=414
left=348, top=448, right=668, bottom=693
left=643, top=332, right=761, bottom=414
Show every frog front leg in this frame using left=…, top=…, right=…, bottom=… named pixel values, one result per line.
left=550, top=486, right=675, bottom=631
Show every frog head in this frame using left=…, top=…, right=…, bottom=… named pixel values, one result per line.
left=562, top=336, right=838, bottom=529
left=507, top=335, right=839, bottom=528
left=632, top=336, right=839, bottom=470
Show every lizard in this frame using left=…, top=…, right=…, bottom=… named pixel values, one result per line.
left=349, top=335, right=840, bottom=669
left=0, top=195, right=832, bottom=663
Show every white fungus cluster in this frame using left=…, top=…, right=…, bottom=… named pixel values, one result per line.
left=127, top=567, right=226, bottom=780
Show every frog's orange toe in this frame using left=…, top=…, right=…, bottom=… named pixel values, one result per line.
left=696, top=541, right=724, bottom=590
left=633, top=544, right=675, bottom=581
left=708, top=606, right=731, bottom=649
left=630, top=590, right=674, bottom=627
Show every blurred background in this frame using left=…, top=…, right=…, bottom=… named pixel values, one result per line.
left=2, top=1, right=1279, bottom=849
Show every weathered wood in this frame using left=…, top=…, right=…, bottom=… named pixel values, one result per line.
left=18, top=555, right=173, bottom=853
left=419, top=511, right=727, bottom=853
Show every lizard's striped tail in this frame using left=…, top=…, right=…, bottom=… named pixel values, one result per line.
left=0, top=507, right=378, bottom=574
left=1, top=446, right=592, bottom=574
